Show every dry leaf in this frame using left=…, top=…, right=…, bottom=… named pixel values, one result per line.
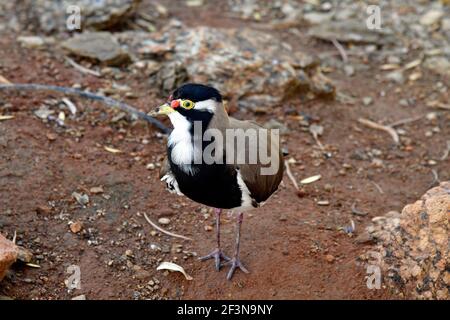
left=300, top=174, right=322, bottom=184
left=62, top=98, right=77, bottom=115
left=0, top=75, right=11, bottom=84
left=409, top=72, right=422, bottom=81
left=403, top=59, right=421, bottom=70
left=104, top=146, right=122, bottom=153
left=0, top=115, right=14, bottom=121
left=157, top=262, right=193, bottom=280
left=380, top=64, right=400, bottom=71
left=89, top=186, right=104, bottom=194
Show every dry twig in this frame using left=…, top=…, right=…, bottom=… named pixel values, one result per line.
left=389, top=115, right=424, bottom=127
left=143, top=212, right=192, bottom=241
left=64, top=57, right=101, bottom=77
left=440, top=141, right=450, bottom=161
left=331, top=38, right=348, bottom=63
left=431, top=169, right=440, bottom=185
left=358, top=118, right=399, bottom=144
left=284, top=160, right=299, bottom=191
left=370, top=181, right=384, bottom=194
left=0, top=83, right=170, bottom=133
left=351, top=203, right=368, bottom=216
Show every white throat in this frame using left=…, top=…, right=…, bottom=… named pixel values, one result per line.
left=167, top=112, right=196, bottom=174
left=167, top=100, right=217, bottom=175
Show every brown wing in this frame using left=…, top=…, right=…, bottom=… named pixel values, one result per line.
left=227, top=117, right=284, bottom=203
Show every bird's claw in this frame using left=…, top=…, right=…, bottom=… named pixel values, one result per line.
left=199, top=248, right=231, bottom=271
left=224, top=257, right=249, bottom=280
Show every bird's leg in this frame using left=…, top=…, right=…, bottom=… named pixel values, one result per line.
left=225, top=212, right=249, bottom=280
left=199, top=208, right=230, bottom=270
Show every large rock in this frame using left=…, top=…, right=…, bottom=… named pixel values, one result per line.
left=362, top=182, right=449, bottom=299
left=1, top=0, right=141, bottom=33
left=308, top=20, right=395, bottom=45
left=123, top=25, right=334, bottom=106
left=61, top=32, right=131, bottom=66
left=0, top=234, right=17, bottom=281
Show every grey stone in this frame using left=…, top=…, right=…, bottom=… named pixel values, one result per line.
left=423, top=57, right=450, bottom=77
left=419, top=9, right=444, bottom=26
left=61, top=32, right=130, bottom=66
left=385, top=70, right=405, bottom=84
left=308, top=20, right=395, bottom=45
left=362, top=96, right=373, bottom=106
left=129, top=25, right=333, bottom=106
left=442, top=18, right=450, bottom=31
left=17, top=36, right=45, bottom=48
left=2, top=0, right=140, bottom=33
left=303, top=12, right=333, bottom=25
left=344, top=65, right=355, bottom=77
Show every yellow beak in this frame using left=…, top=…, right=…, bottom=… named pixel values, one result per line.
left=148, top=103, right=174, bottom=117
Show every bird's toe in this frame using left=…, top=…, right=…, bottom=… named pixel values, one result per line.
left=199, top=248, right=230, bottom=271
left=225, top=258, right=249, bottom=280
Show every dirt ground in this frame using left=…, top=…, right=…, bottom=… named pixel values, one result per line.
left=0, top=1, right=449, bottom=300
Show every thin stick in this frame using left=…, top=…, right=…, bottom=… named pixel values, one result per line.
left=331, top=38, right=348, bottom=63
left=358, top=118, right=399, bottom=144
left=370, top=181, right=384, bottom=194
left=388, top=115, right=424, bottom=127
left=440, top=141, right=450, bottom=161
left=436, top=104, right=450, bottom=110
left=284, top=160, right=299, bottom=191
left=429, top=169, right=440, bottom=189
left=143, top=212, right=192, bottom=241
left=0, top=83, right=170, bottom=133
left=64, top=57, right=101, bottom=77
left=12, top=230, right=17, bottom=244
left=351, top=202, right=368, bottom=216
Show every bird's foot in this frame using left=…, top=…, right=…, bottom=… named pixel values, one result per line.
left=224, top=257, right=249, bottom=280
left=199, top=248, right=231, bottom=271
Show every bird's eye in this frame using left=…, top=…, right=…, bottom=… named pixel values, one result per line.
left=181, top=100, right=194, bottom=109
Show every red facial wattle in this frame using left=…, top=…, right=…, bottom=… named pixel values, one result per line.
left=171, top=100, right=180, bottom=108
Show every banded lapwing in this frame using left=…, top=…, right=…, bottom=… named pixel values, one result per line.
left=150, top=83, right=284, bottom=280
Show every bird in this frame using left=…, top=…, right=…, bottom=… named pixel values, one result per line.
left=150, top=83, right=284, bottom=280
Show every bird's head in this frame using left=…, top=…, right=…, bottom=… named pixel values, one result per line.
left=149, top=83, right=224, bottom=128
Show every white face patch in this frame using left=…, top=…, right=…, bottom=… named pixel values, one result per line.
left=193, top=99, right=217, bottom=113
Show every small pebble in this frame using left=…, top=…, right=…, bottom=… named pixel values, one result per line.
left=69, top=221, right=83, bottom=234
left=362, top=96, right=373, bottom=106
left=158, top=217, right=170, bottom=225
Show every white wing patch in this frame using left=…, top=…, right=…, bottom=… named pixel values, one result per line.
left=161, top=173, right=183, bottom=196
left=234, top=169, right=255, bottom=212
